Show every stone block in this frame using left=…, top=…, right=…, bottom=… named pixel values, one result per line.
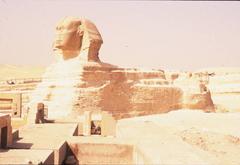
left=83, top=111, right=91, bottom=136
left=101, top=111, right=116, bottom=137
left=0, top=114, right=12, bottom=148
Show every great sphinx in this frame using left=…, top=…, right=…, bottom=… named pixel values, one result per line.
left=26, top=17, right=112, bottom=122
left=26, top=17, right=214, bottom=123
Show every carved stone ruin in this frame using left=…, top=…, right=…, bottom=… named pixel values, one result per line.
left=53, top=17, right=103, bottom=62
left=25, top=17, right=214, bottom=124
left=82, top=110, right=116, bottom=137
left=0, top=93, right=22, bottom=117
left=0, top=114, right=12, bottom=148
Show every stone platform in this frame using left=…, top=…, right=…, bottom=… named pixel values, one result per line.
left=117, top=110, right=240, bottom=165
left=0, top=149, right=54, bottom=164
left=10, top=123, right=77, bottom=164
left=8, top=122, right=136, bottom=165
left=67, top=136, right=135, bottom=165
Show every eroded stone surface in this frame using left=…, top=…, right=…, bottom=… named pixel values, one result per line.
left=22, top=17, right=214, bottom=122
left=53, top=17, right=103, bottom=62
left=0, top=17, right=214, bottom=122
left=117, top=110, right=240, bottom=165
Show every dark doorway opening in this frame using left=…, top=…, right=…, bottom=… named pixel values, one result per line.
left=1, top=126, right=7, bottom=148
left=91, top=120, right=101, bottom=135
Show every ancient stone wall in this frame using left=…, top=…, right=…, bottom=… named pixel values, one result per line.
left=183, top=91, right=214, bottom=112
left=69, top=65, right=214, bottom=119
left=0, top=65, right=215, bottom=121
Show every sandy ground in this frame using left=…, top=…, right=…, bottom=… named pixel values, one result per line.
left=211, top=93, right=240, bottom=112
left=0, top=64, right=45, bottom=80
left=117, top=109, right=240, bottom=165
left=200, top=67, right=240, bottom=112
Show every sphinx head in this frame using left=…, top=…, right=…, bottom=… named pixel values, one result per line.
left=53, top=17, right=103, bottom=62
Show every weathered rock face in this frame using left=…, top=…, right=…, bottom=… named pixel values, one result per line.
left=25, top=17, right=214, bottom=122
left=53, top=17, right=103, bottom=62
left=72, top=66, right=184, bottom=119
left=199, top=68, right=240, bottom=112
left=27, top=63, right=214, bottom=121
left=183, top=91, right=214, bottom=111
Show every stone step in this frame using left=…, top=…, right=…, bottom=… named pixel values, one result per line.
left=12, top=129, right=19, bottom=141
left=0, top=105, right=12, bottom=110
left=68, top=137, right=134, bottom=165
left=0, top=83, right=38, bottom=88
left=0, top=109, right=13, bottom=114
left=0, top=87, right=36, bottom=92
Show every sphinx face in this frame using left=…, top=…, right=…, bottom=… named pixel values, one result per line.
left=53, top=18, right=83, bottom=53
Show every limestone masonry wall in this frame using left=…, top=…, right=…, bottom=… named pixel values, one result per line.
left=0, top=64, right=215, bottom=119
left=69, top=65, right=214, bottom=119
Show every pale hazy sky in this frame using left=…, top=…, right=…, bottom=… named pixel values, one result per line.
left=0, top=1, right=239, bottom=71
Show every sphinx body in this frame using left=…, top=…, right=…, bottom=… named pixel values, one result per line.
left=26, top=17, right=214, bottom=123
left=27, top=17, right=105, bottom=121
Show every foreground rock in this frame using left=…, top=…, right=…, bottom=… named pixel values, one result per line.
left=2, top=110, right=240, bottom=165
left=117, top=110, right=240, bottom=165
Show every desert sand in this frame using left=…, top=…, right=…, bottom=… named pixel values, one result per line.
left=117, top=110, right=240, bottom=165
